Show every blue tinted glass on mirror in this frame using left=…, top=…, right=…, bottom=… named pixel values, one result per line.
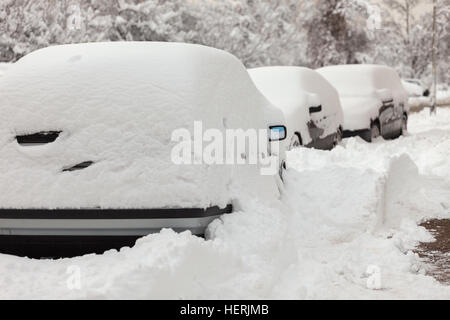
left=269, top=126, right=287, bottom=141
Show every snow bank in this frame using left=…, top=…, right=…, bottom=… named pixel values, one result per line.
left=408, top=89, right=450, bottom=111
left=382, top=155, right=450, bottom=230
left=0, top=42, right=280, bottom=209
left=437, top=90, right=450, bottom=106
left=408, top=96, right=432, bottom=111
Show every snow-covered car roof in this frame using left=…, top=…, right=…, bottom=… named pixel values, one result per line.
left=317, top=64, right=407, bottom=99
left=248, top=67, right=321, bottom=110
left=0, top=42, right=279, bottom=209
left=249, top=66, right=341, bottom=113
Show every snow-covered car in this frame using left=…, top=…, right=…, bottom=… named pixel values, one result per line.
left=0, top=42, right=286, bottom=257
left=402, top=79, right=432, bottom=111
left=402, top=79, right=425, bottom=98
left=402, top=78, right=430, bottom=97
left=248, top=66, right=344, bottom=150
left=317, top=65, right=409, bottom=142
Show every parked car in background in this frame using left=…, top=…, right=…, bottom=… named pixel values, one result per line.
left=402, top=78, right=430, bottom=97
left=317, top=65, right=409, bottom=142
left=249, top=66, right=344, bottom=150
left=0, top=42, right=286, bottom=258
left=402, top=79, right=425, bottom=98
left=402, top=78, right=432, bottom=112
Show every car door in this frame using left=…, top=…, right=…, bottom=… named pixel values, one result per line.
left=305, top=77, right=341, bottom=145
left=307, top=104, right=326, bottom=142
left=379, top=97, right=403, bottom=138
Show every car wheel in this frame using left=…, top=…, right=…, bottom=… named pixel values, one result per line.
left=289, top=134, right=302, bottom=150
left=333, top=128, right=343, bottom=147
left=279, top=160, right=287, bottom=181
left=371, top=122, right=381, bottom=141
left=401, top=115, right=408, bottom=135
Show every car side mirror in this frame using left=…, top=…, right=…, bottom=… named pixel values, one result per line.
left=309, top=105, right=322, bottom=114
left=269, top=125, right=287, bottom=142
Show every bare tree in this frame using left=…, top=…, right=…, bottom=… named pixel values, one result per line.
left=386, top=0, right=420, bottom=42
left=430, top=0, right=450, bottom=114
left=430, top=0, right=438, bottom=115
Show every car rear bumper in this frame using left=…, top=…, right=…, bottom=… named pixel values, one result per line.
left=0, top=205, right=233, bottom=237
left=0, top=205, right=232, bottom=258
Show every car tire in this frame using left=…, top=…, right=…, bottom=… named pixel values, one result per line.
left=289, top=133, right=302, bottom=150
left=401, top=114, right=408, bottom=136
left=362, top=121, right=381, bottom=143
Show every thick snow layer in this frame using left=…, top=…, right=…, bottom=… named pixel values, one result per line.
left=0, top=108, right=449, bottom=299
left=0, top=42, right=281, bottom=209
left=318, top=65, right=408, bottom=101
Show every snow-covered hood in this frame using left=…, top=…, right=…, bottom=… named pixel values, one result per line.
left=0, top=42, right=278, bottom=209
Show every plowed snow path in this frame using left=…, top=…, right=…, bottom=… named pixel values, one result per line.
left=416, top=219, right=450, bottom=285
left=0, top=108, right=449, bottom=299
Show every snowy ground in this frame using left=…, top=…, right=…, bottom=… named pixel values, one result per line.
left=0, top=108, right=449, bottom=299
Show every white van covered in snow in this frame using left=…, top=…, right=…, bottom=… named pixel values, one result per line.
left=249, top=66, right=344, bottom=150
left=0, top=42, right=286, bottom=257
left=317, top=65, right=409, bottom=142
